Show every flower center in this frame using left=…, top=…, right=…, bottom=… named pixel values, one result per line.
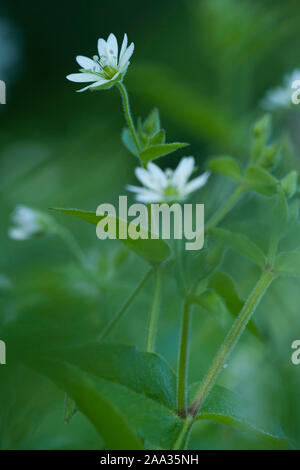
left=164, top=185, right=179, bottom=198
left=102, top=65, right=118, bottom=79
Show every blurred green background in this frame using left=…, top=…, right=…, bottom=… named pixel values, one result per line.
left=1, top=0, right=300, bottom=450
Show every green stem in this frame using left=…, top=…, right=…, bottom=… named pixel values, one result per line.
left=206, top=184, right=245, bottom=232
left=172, top=415, right=193, bottom=450
left=177, top=300, right=192, bottom=417
left=267, top=235, right=279, bottom=266
left=117, top=82, right=141, bottom=155
left=56, top=226, right=87, bottom=268
left=189, top=268, right=275, bottom=417
left=99, top=268, right=153, bottom=340
left=146, top=267, right=162, bottom=352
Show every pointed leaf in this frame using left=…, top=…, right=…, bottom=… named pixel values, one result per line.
left=121, top=128, right=139, bottom=157
left=150, top=129, right=166, bottom=145
left=140, top=142, right=189, bottom=165
left=208, top=156, right=242, bottom=182
left=143, top=108, right=160, bottom=137
left=33, top=358, right=144, bottom=450
left=209, top=271, right=259, bottom=337
left=190, top=384, right=290, bottom=448
left=275, top=250, right=300, bottom=277
left=281, top=170, right=298, bottom=199
left=211, top=228, right=266, bottom=267
left=245, top=167, right=278, bottom=196
left=51, top=208, right=170, bottom=265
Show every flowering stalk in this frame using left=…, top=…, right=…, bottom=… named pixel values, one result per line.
left=205, top=184, right=245, bottom=232
left=117, top=82, right=141, bottom=157
left=146, top=266, right=163, bottom=352
left=99, top=267, right=153, bottom=340
left=172, top=267, right=276, bottom=450
left=189, top=268, right=275, bottom=416
left=177, top=300, right=192, bottom=417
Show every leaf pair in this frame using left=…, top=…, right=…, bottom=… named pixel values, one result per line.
left=208, top=156, right=279, bottom=196
left=4, top=324, right=290, bottom=450
left=122, top=108, right=188, bottom=165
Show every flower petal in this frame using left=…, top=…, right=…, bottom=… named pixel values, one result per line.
left=184, top=171, right=210, bottom=194
left=8, top=228, right=31, bottom=240
left=76, top=78, right=109, bottom=92
left=135, top=190, right=162, bottom=203
left=98, top=38, right=108, bottom=58
left=172, top=156, right=195, bottom=189
left=147, top=162, right=168, bottom=188
left=119, top=33, right=128, bottom=62
left=125, top=184, right=145, bottom=193
left=66, top=73, right=98, bottom=83
left=135, top=167, right=158, bottom=190
left=76, top=55, right=97, bottom=70
left=119, top=42, right=134, bottom=70
left=107, top=33, right=118, bottom=61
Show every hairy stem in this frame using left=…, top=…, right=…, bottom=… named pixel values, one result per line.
left=99, top=268, right=153, bottom=340
left=172, top=415, right=194, bottom=450
left=177, top=300, right=192, bottom=417
left=189, top=268, right=275, bottom=417
left=117, top=82, right=141, bottom=155
left=146, top=267, right=162, bottom=352
left=206, top=184, right=245, bottom=232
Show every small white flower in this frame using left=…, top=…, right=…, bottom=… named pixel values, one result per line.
left=8, top=205, right=52, bottom=240
left=126, top=157, right=210, bottom=203
left=262, top=69, right=300, bottom=110
left=66, top=33, right=134, bottom=92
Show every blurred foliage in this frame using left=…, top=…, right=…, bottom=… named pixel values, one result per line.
left=0, top=0, right=300, bottom=450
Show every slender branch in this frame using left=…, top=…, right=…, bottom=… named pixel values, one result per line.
left=146, top=267, right=162, bottom=352
left=177, top=300, right=192, bottom=417
left=188, top=268, right=275, bottom=417
left=205, top=184, right=245, bottom=233
left=117, top=82, right=141, bottom=154
left=99, top=268, right=153, bottom=340
left=56, top=226, right=87, bottom=268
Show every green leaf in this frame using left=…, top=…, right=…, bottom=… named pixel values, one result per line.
left=150, top=129, right=166, bottom=145
left=253, top=114, right=271, bottom=139
left=275, top=250, right=300, bottom=277
left=208, top=156, right=242, bottom=181
left=190, top=384, right=290, bottom=448
left=211, top=228, right=266, bottom=267
left=33, top=358, right=144, bottom=450
left=64, top=394, right=77, bottom=424
left=281, top=170, right=298, bottom=199
left=140, top=142, right=189, bottom=165
left=51, top=208, right=171, bottom=265
left=7, top=330, right=182, bottom=449
left=54, top=343, right=177, bottom=410
left=143, top=108, right=161, bottom=137
left=259, top=142, right=281, bottom=170
left=245, top=167, right=278, bottom=196
left=191, top=289, right=227, bottom=316
left=121, top=128, right=139, bottom=158
left=209, top=270, right=259, bottom=337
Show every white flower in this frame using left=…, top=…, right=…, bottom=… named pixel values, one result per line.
left=126, top=157, right=210, bottom=203
left=8, top=205, right=52, bottom=240
left=262, top=69, right=300, bottom=110
left=66, top=33, right=134, bottom=92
